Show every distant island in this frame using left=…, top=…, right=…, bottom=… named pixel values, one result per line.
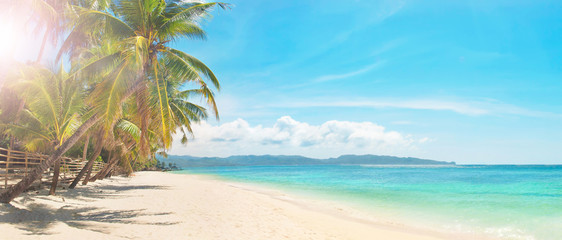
left=160, top=155, right=456, bottom=168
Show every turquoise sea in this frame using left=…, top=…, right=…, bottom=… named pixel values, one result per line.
left=177, top=165, right=562, bottom=240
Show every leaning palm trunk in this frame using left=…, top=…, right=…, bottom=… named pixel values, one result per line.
left=101, top=157, right=120, bottom=179
left=48, top=159, right=61, bottom=195
left=0, top=114, right=99, bottom=203
left=69, top=144, right=101, bottom=188
left=81, top=136, right=90, bottom=163
left=90, top=154, right=117, bottom=182
left=82, top=163, right=93, bottom=185
left=98, top=151, right=114, bottom=180
left=69, top=135, right=102, bottom=189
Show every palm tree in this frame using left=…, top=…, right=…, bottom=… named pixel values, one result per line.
left=71, top=0, right=224, bottom=187
left=159, top=64, right=214, bottom=145
left=93, top=66, right=216, bottom=180
left=0, top=0, right=226, bottom=203
left=0, top=64, right=85, bottom=194
left=90, top=117, right=141, bottom=181
left=74, top=0, right=225, bottom=148
left=68, top=125, right=105, bottom=188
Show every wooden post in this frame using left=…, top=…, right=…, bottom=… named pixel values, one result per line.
left=4, top=149, right=9, bottom=188
left=24, top=152, right=28, bottom=176
left=39, top=155, right=44, bottom=185
left=6, top=138, right=14, bottom=188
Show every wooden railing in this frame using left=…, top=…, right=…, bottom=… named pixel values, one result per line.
left=0, top=147, right=105, bottom=189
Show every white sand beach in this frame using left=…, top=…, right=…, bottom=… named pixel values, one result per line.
left=0, top=171, right=451, bottom=240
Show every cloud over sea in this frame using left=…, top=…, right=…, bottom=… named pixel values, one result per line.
left=171, top=116, right=428, bottom=158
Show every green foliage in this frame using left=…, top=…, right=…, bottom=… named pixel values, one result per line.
left=64, top=139, right=94, bottom=159
left=64, top=0, right=225, bottom=150
left=0, top=0, right=226, bottom=178
left=154, top=159, right=179, bottom=171
left=0, top=135, right=10, bottom=149
left=0, top=64, right=85, bottom=154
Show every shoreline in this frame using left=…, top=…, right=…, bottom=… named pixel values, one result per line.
left=184, top=172, right=494, bottom=240
left=1, top=171, right=478, bottom=239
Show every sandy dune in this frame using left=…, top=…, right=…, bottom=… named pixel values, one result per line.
left=0, top=171, right=447, bottom=240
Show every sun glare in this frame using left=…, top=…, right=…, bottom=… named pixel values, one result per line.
left=0, top=18, right=19, bottom=59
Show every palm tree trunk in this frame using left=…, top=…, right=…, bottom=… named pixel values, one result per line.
left=69, top=135, right=101, bottom=189
left=0, top=114, right=99, bottom=203
left=101, top=141, right=135, bottom=179
left=90, top=162, right=107, bottom=182
left=101, top=157, right=120, bottom=179
left=82, top=136, right=90, bottom=162
left=100, top=151, right=115, bottom=179
left=82, top=163, right=93, bottom=185
left=106, top=169, right=113, bottom=178
left=129, top=156, right=139, bottom=175
left=92, top=152, right=119, bottom=181
left=90, top=150, right=111, bottom=182
left=80, top=138, right=103, bottom=186
left=48, top=159, right=61, bottom=195
left=124, top=157, right=134, bottom=176
left=103, top=161, right=117, bottom=178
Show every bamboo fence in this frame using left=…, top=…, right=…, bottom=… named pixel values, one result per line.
left=0, top=147, right=105, bottom=189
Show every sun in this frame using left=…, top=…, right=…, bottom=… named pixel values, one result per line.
left=0, top=18, right=18, bottom=59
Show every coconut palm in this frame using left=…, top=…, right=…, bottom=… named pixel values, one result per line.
left=159, top=64, right=212, bottom=145
left=0, top=64, right=85, bottom=194
left=90, top=116, right=142, bottom=181
left=70, top=0, right=224, bottom=187
left=0, top=0, right=226, bottom=203
left=73, top=0, right=225, bottom=148
left=95, top=66, right=215, bottom=179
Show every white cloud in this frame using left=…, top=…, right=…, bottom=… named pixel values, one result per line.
left=170, top=116, right=425, bottom=158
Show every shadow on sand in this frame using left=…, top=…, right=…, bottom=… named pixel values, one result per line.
left=0, top=182, right=179, bottom=235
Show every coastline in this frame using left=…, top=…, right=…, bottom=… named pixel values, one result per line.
left=1, top=171, right=469, bottom=239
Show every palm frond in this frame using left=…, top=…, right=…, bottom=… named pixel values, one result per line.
left=115, top=118, right=141, bottom=142
left=152, top=62, right=173, bottom=149
left=158, top=20, right=206, bottom=41
left=163, top=48, right=219, bottom=89
left=159, top=2, right=227, bottom=31
left=89, top=60, right=135, bottom=133
left=75, top=6, right=135, bottom=38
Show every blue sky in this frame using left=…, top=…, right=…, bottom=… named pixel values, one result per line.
left=4, top=0, right=560, bottom=164
left=168, top=0, right=562, bottom=164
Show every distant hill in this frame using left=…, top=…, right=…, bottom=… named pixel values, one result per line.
left=159, top=154, right=455, bottom=168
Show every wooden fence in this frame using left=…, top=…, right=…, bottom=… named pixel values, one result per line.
left=0, top=147, right=105, bottom=189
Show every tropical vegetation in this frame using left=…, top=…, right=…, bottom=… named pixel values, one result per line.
left=0, top=0, right=227, bottom=203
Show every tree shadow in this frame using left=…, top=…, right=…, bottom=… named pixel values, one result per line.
left=0, top=183, right=178, bottom=235
left=57, top=184, right=172, bottom=202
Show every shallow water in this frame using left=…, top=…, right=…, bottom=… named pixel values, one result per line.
left=177, top=165, right=562, bottom=240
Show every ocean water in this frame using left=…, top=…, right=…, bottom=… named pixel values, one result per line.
left=176, top=165, right=562, bottom=240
